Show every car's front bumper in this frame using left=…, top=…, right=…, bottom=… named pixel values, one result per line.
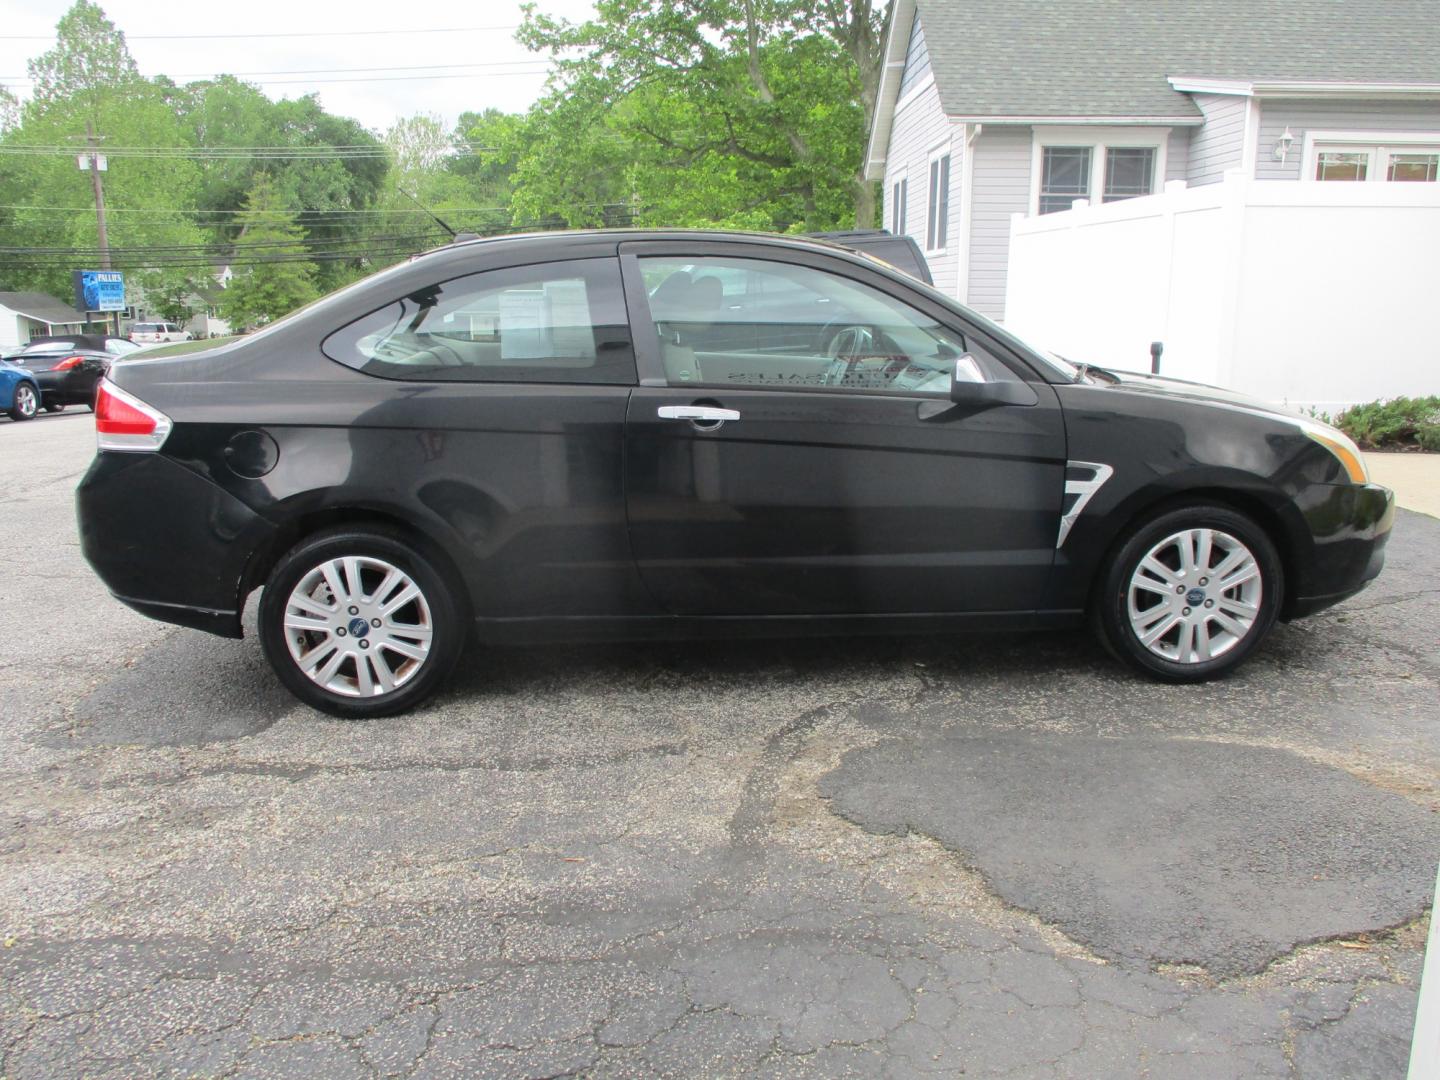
left=76, top=451, right=278, bottom=638
left=1286, top=482, right=1395, bottom=619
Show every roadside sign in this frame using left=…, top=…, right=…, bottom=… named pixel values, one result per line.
left=73, top=270, right=125, bottom=313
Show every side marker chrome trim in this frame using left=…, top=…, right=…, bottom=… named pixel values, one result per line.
left=1057, top=461, right=1114, bottom=548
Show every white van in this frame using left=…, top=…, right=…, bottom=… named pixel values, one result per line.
left=130, top=322, right=192, bottom=345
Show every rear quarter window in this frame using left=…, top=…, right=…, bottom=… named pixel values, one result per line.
left=323, top=258, right=635, bottom=385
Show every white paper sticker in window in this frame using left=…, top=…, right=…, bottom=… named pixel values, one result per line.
left=544, top=279, right=595, bottom=358
left=498, top=289, right=548, bottom=359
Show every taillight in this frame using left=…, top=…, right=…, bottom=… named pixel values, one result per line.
left=95, top=379, right=172, bottom=452
left=52, top=355, right=84, bottom=371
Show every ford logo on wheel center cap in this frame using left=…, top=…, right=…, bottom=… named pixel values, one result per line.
left=348, top=617, right=370, bottom=638
left=1186, top=588, right=1206, bottom=606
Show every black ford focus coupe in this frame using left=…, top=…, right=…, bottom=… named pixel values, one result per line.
left=76, top=230, right=1393, bottom=717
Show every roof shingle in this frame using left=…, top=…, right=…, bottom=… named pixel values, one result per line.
left=0, top=291, right=88, bottom=326
left=915, top=0, right=1440, bottom=120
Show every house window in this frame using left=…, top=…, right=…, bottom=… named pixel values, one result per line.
left=1389, top=153, right=1439, bottom=182
left=1315, top=151, right=1368, bottom=182
left=1039, top=147, right=1092, bottom=213
left=891, top=175, right=908, bottom=235
left=926, top=150, right=950, bottom=250
left=1319, top=151, right=1370, bottom=182
left=1307, top=135, right=1440, bottom=183
left=1034, top=130, right=1167, bottom=215
left=1103, top=147, right=1157, bottom=201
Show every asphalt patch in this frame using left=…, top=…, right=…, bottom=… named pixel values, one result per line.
left=819, top=733, right=1439, bottom=976
left=55, top=629, right=293, bottom=746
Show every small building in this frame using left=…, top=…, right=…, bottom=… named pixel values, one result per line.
left=864, top=0, right=1440, bottom=409
left=0, top=292, right=92, bottom=351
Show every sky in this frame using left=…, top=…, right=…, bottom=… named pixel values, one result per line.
left=0, top=0, right=600, bottom=135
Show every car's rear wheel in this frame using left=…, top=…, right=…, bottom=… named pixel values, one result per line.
left=44, top=401, right=65, bottom=413
left=1094, top=504, right=1283, bottom=682
left=258, top=527, right=465, bottom=717
left=8, top=383, right=38, bottom=421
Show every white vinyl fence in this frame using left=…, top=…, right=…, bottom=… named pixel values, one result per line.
left=1005, top=172, right=1440, bottom=414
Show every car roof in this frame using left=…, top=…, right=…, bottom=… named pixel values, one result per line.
left=387, top=228, right=931, bottom=296
left=19, top=333, right=114, bottom=351
left=427, top=227, right=881, bottom=262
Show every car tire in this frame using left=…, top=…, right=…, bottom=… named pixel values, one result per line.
left=44, top=402, right=66, bottom=413
left=1094, top=503, right=1283, bottom=682
left=258, top=527, right=466, bottom=718
left=8, top=383, right=38, bottom=421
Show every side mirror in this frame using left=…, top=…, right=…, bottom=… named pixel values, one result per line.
left=948, top=354, right=1038, bottom=407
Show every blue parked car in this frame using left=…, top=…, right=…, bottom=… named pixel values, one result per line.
left=1, top=358, right=42, bottom=421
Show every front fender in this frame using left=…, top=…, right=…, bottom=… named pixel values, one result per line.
left=1049, top=385, right=1343, bottom=613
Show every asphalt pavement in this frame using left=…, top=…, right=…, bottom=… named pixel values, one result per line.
left=1, top=410, right=1436, bottom=1079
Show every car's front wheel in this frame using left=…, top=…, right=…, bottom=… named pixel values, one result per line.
left=1094, top=504, right=1283, bottom=682
left=258, top=527, right=466, bottom=717
left=8, top=383, right=38, bottom=421
left=44, top=401, right=66, bottom=414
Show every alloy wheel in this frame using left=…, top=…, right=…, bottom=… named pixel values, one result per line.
left=1125, top=528, right=1262, bottom=664
left=282, top=555, right=434, bottom=698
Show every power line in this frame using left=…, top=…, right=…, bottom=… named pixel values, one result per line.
left=1, top=69, right=552, bottom=88
left=7, top=24, right=521, bottom=41
left=1, top=60, right=552, bottom=82
left=0, top=239, right=446, bottom=257
left=0, top=205, right=587, bottom=217
left=2, top=61, right=549, bottom=80
left=0, top=143, right=398, bottom=152
left=0, top=221, right=635, bottom=270
left=0, top=145, right=496, bottom=160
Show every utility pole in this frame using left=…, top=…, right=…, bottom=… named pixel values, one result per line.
left=83, top=123, right=110, bottom=270
left=78, top=123, right=116, bottom=333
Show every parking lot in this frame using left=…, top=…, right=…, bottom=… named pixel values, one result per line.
left=1, top=410, right=1435, bottom=1078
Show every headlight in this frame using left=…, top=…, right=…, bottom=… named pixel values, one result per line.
left=1296, top=417, right=1369, bottom=485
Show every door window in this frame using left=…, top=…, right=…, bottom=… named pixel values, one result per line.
left=638, top=255, right=1010, bottom=395
left=324, top=258, right=635, bottom=384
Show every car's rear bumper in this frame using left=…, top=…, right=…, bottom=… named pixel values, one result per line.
left=31, top=370, right=98, bottom=406
left=1285, top=482, right=1395, bottom=619
left=76, top=451, right=277, bottom=638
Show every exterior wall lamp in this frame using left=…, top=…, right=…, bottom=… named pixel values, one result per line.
left=1273, top=127, right=1296, bottom=163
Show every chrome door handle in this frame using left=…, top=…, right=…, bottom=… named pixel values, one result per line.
left=657, top=405, right=741, bottom=423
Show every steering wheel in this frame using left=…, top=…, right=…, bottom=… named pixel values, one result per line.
left=822, top=325, right=878, bottom=388
left=823, top=325, right=878, bottom=359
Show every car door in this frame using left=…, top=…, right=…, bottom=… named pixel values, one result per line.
left=619, top=241, right=1068, bottom=617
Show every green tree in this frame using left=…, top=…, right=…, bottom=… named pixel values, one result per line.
left=1, top=2, right=206, bottom=299
left=138, top=267, right=203, bottom=324
left=0, top=88, right=18, bottom=134
left=176, top=83, right=389, bottom=292
left=517, top=0, right=886, bottom=230
left=220, top=175, right=318, bottom=328
left=26, top=0, right=141, bottom=111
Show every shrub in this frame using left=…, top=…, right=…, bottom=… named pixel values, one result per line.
left=1331, top=396, right=1440, bottom=452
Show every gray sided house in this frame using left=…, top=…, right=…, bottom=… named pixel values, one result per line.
left=866, top=0, right=1440, bottom=321
left=0, top=292, right=90, bottom=351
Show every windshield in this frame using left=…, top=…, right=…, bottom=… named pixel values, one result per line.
left=951, top=306, right=1080, bottom=381
left=19, top=340, right=75, bottom=353
left=857, top=257, right=1081, bottom=381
